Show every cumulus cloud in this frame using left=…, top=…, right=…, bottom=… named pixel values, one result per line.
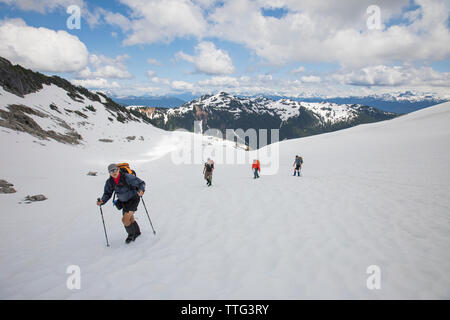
left=301, top=75, right=321, bottom=83
left=5, top=0, right=449, bottom=71
left=208, top=0, right=450, bottom=67
left=77, top=67, right=92, bottom=78
left=171, top=80, right=195, bottom=91
left=176, top=41, right=235, bottom=75
left=146, top=70, right=157, bottom=78
left=76, top=54, right=132, bottom=79
left=147, top=58, right=161, bottom=66
left=290, top=66, right=305, bottom=74
left=198, top=76, right=240, bottom=87
left=258, top=74, right=273, bottom=82
left=119, top=0, right=207, bottom=45
left=333, top=65, right=450, bottom=87
left=103, top=11, right=131, bottom=31
left=0, top=18, right=88, bottom=72
left=152, top=77, right=171, bottom=85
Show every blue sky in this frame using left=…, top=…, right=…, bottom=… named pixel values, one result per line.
left=0, top=0, right=449, bottom=99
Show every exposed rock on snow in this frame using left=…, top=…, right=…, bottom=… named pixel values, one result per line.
left=0, top=104, right=82, bottom=145
left=24, top=195, right=47, bottom=202
left=0, top=57, right=153, bottom=146
left=87, top=172, right=97, bottom=176
left=0, top=179, right=16, bottom=194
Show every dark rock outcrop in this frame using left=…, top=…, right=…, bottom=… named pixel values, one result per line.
left=0, top=104, right=83, bottom=144
left=0, top=56, right=151, bottom=125
left=0, top=179, right=16, bottom=194
left=24, top=195, right=47, bottom=202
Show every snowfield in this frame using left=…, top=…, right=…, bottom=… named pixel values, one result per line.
left=0, top=98, right=449, bottom=299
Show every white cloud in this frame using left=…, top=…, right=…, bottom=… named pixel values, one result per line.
left=333, top=65, right=450, bottom=88
left=71, top=78, right=120, bottom=89
left=0, top=18, right=88, bottom=72
left=104, top=11, right=131, bottom=31
left=152, top=77, right=171, bottom=85
left=3, top=0, right=449, bottom=71
left=208, top=0, right=450, bottom=67
left=77, top=67, right=92, bottom=78
left=93, top=65, right=131, bottom=79
left=171, top=80, right=194, bottom=91
left=146, top=70, right=157, bottom=78
left=76, top=54, right=132, bottom=79
left=198, top=76, right=239, bottom=87
left=290, top=66, right=305, bottom=74
left=258, top=74, right=273, bottom=82
left=301, top=75, right=321, bottom=83
left=119, top=0, right=207, bottom=45
left=176, top=41, right=235, bottom=75
left=147, top=58, right=161, bottom=66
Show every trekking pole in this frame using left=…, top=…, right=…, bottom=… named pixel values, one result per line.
left=141, top=197, right=156, bottom=235
left=97, top=198, right=110, bottom=247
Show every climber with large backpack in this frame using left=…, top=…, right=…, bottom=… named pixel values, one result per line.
left=293, top=155, right=303, bottom=177
left=203, top=158, right=214, bottom=186
left=97, top=163, right=146, bottom=244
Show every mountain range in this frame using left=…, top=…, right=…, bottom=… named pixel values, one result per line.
left=282, top=93, right=447, bottom=114
left=113, top=91, right=447, bottom=115
left=129, top=92, right=398, bottom=147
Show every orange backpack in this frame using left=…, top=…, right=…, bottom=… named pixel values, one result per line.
left=117, top=163, right=136, bottom=176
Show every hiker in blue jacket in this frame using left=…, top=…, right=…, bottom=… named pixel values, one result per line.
left=97, top=164, right=146, bottom=243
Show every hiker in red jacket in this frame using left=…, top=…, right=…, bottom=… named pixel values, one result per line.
left=252, top=159, right=261, bottom=179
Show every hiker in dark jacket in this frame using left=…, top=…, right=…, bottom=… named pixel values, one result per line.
left=293, top=155, right=303, bottom=176
left=203, top=158, right=214, bottom=186
left=97, top=164, right=146, bottom=243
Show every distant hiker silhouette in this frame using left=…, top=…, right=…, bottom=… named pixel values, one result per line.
left=252, top=159, right=261, bottom=179
left=203, top=158, right=214, bottom=186
left=293, top=155, right=303, bottom=176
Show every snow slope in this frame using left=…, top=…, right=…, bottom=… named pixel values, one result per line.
left=0, top=99, right=449, bottom=299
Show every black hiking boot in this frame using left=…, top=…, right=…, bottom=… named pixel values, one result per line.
left=125, top=224, right=135, bottom=244
left=132, top=221, right=141, bottom=241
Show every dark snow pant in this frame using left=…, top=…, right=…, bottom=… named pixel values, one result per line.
left=205, top=171, right=212, bottom=185
left=253, top=168, right=260, bottom=179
